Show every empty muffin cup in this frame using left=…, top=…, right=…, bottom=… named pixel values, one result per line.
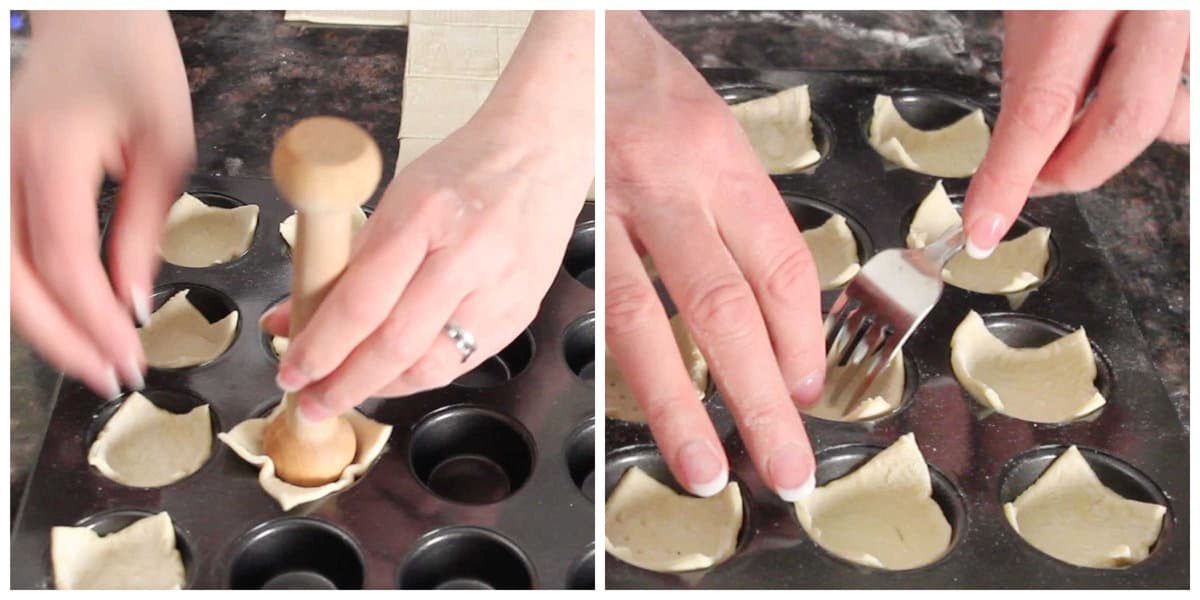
left=562, top=221, right=595, bottom=289
left=452, top=329, right=535, bottom=388
left=397, top=526, right=536, bottom=589
left=562, top=312, right=595, bottom=383
left=409, top=406, right=535, bottom=505
left=566, top=546, right=595, bottom=589
left=228, top=517, right=364, bottom=589
left=565, top=419, right=596, bottom=502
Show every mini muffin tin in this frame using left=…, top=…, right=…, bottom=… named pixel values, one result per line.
left=605, top=69, right=1188, bottom=589
left=10, top=175, right=596, bottom=589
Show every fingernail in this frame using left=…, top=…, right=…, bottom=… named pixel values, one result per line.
left=677, top=439, right=728, bottom=497
left=275, top=364, right=311, bottom=392
left=258, top=305, right=280, bottom=330
left=768, top=442, right=816, bottom=502
left=131, top=285, right=151, bottom=326
left=791, top=370, right=824, bottom=407
left=297, top=396, right=335, bottom=422
left=1028, top=180, right=1058, bottom=197
left=102, top=366, right=122, bottom=400
left=124, top=357, right=145, bottom=391
left=964, top=211, right=1005, bottom=260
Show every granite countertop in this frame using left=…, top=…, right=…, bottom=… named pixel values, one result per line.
left=10, top=11, right=1189, bottom=512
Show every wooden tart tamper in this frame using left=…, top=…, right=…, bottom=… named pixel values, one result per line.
left=262, top=116, right=382, bottom=487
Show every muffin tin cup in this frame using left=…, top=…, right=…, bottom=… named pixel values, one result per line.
left=607, top=69, right=1187, bottom=588
left=11, top=177, right=595, bottom=589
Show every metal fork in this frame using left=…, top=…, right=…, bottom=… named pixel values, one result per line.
left=822, top=223, right=966, bottom=417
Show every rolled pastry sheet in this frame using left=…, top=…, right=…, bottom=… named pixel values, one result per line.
left=908, top=181, right=1051, bottom=294
left=283, top=10, right=409, bottom=26
left=1004, top=446, right=1165, bottom=568
left=605, top=466, right=742, bottom=572
left=869, top=94, right=989, bottom=178
left=88, top=392, right=212, bottom=487
left=950, top=310, right=1106, bottom=423
left=795, top=433, right=952, bottom=570
left=730, top=85, right=821, bottom=173
left=161, top=193, right=258, bottom=267
left=51, top=512, right=185, bottom=590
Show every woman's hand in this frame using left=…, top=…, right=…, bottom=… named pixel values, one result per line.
left=261, top=11, right=594, bottom=419
left=11, top=11, right=195, bottom=398
left=963, top=10, right=1189, bottom=257
left=604, top=12, right=823, bottom=500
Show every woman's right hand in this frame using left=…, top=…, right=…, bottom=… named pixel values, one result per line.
left=11, top=11, right=195, bottom=398
left=605, top=12, right=824, bottom=501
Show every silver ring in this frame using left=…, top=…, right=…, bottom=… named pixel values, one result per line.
left=443, top=321, right=477, bottom=363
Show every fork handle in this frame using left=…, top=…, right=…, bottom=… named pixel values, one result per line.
left=923, top=224, right=966, bottom=268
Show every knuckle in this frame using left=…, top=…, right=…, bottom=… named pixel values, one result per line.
left=685, top=276, right=759, bottom=343
left=763, top=246, right=819, bottom=302
left=1099, top=99, right=1160, bottom=147
left=1007, top=81, right=1078, bottom=137
left=407, top=353, right=455, bottom=389
left=330, top=292, right=383, bottom=332
left=969, top=166, right=1029, bottom=204
left=736, top=399, right=789, bottom=435
left=370, top=319, right=419, bottom=365
left=605, top=275, right=660, bottom=336
left=285, top=343, right=326, bottom=380
left=642, top=394, right=695, bottom=430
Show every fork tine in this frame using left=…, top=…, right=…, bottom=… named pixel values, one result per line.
left=830, top=319, right=888, bottom=408
left=823, top=305, right=880, bottom=410
left=828, top=303, right=870, bottom=369
left=839, top=329, right=899, bottom=418
left=823, top=293, right=855, bottom=352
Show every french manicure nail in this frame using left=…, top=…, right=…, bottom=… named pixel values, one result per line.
left=275, top=364, right=310, bottom=393
left=964, top=211, right=1004, bottom=260
left=131, top=285, right=151, bottom=326
left=768, top=442, right=816, bottom=502
left=1028, top=180, right=1057, bottom=197
left=258, top=305, right=280, bottom=330
left=677, top=439, right=728, bottom=497
left=791, top=370, right=824, bottom=407
left=777, top=472, right=816, bottom=503
left=103, top=366, right=122, bottom=400
left=125, top=357, right=145, bottom=391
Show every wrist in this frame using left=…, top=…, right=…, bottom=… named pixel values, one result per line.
left=476, top=13, right=591, bottom=141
